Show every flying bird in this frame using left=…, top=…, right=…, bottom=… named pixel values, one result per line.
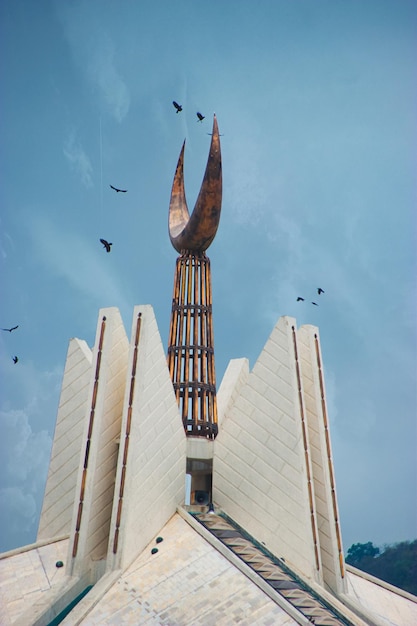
left=2, top=325, right=19, bottom=332
left=172, top=101, right=182, bottom=113
left=196, top=112, right=205, bottom=122
left=110, top=184, right=127, bottom=193
left=100, top=238, right=112, bottom=253
left=296, top=297, right=305, bottom=302
left=311, top=302, right=319, bottom=306
left=317, top=287, right=325, bottom=295
left=13, top=356, right=18, bottom=364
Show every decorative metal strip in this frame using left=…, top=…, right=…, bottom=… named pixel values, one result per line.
left=112, top=312, right=142, bottom=554
left=292, top=325, right=320, bottom=572
left=72, top=315, right=106, bottom=558
left=314, top=333, right=345, bottom=579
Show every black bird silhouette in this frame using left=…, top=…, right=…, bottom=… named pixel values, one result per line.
left=207, top=132, right=224, bottom=136
left=100, top=238, right=112, bottom=253
left=296, top=297, right=305, bottom=302
left=110, top=184, right=127, bottom=193
left=311, top=302, right=319, bottom=306
left=13, top=356, right=18, bottom=364
left=2, top=325, right=19, bottom=332
left=172, top=101, right=182, bottom=113
left=196, top=112, right=205, bottom=122
left=317, top=287, right=325, bottom=295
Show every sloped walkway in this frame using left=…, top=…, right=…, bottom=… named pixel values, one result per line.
left=194, top=512, right=353, bottom=626
left=67, top=513, right=296, bottom=625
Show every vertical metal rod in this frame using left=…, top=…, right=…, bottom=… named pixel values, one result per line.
left=201, top=256, right=208, bottom=424
left=183, top=257, right=192, bottom=422
left=176, top=259, right=186, bottom=398
left=168, top=259, right=180, bottom=381
left=192, top=256, right=199, bottom=421
left=198, top=257, right=205, bottom=421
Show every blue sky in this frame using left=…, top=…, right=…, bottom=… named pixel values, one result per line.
left=1, top=0, right=416, bottom=553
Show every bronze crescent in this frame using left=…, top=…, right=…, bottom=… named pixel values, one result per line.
left=169, top=114, right=222, bottom=252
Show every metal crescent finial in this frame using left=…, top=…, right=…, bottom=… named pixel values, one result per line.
left=169, top=115, right=222, bottom=252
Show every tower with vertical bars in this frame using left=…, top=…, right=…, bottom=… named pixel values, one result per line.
left=167, top=115, right=222, bottom=440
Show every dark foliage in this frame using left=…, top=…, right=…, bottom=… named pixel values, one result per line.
left=346, top=540, right=417, bottom=596
left=346, top=541, right=380, bottom=564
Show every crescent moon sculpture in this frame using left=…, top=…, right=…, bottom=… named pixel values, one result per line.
left=169, top=115, right=222, bottom=252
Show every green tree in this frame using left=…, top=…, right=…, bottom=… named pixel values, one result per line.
left=346, top=540, right=417, bottom=596
left=346, top=542, right=379, bottom=566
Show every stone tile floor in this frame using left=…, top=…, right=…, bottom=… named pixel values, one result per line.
left=0, top=538, right=69, bottom=626
left=82, top=515, right=296, bottom=625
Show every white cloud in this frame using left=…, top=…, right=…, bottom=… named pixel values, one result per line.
left=87, top=35, right=130, bottom=123
left=0, top=407, right=52, bottom=550
left=226, top=143, right=268, bottom=227
left=0, top=217, right=15, bottom=259
left=0, top=408, right=52, bottom=488
left=0, top=353, right=65, bottom=552
left=29, top=215, right=131, bottom=315
left=0, top=488, right=37, bottom=532
left=57, top=4, right=130, bottom=123
left=63, top=130, right=93, bottom=188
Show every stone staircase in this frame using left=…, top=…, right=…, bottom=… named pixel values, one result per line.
left=193, top=512, right=353, bottom=626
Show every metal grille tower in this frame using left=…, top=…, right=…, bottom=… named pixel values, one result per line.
left=167, top=115, right=222, bottom=439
